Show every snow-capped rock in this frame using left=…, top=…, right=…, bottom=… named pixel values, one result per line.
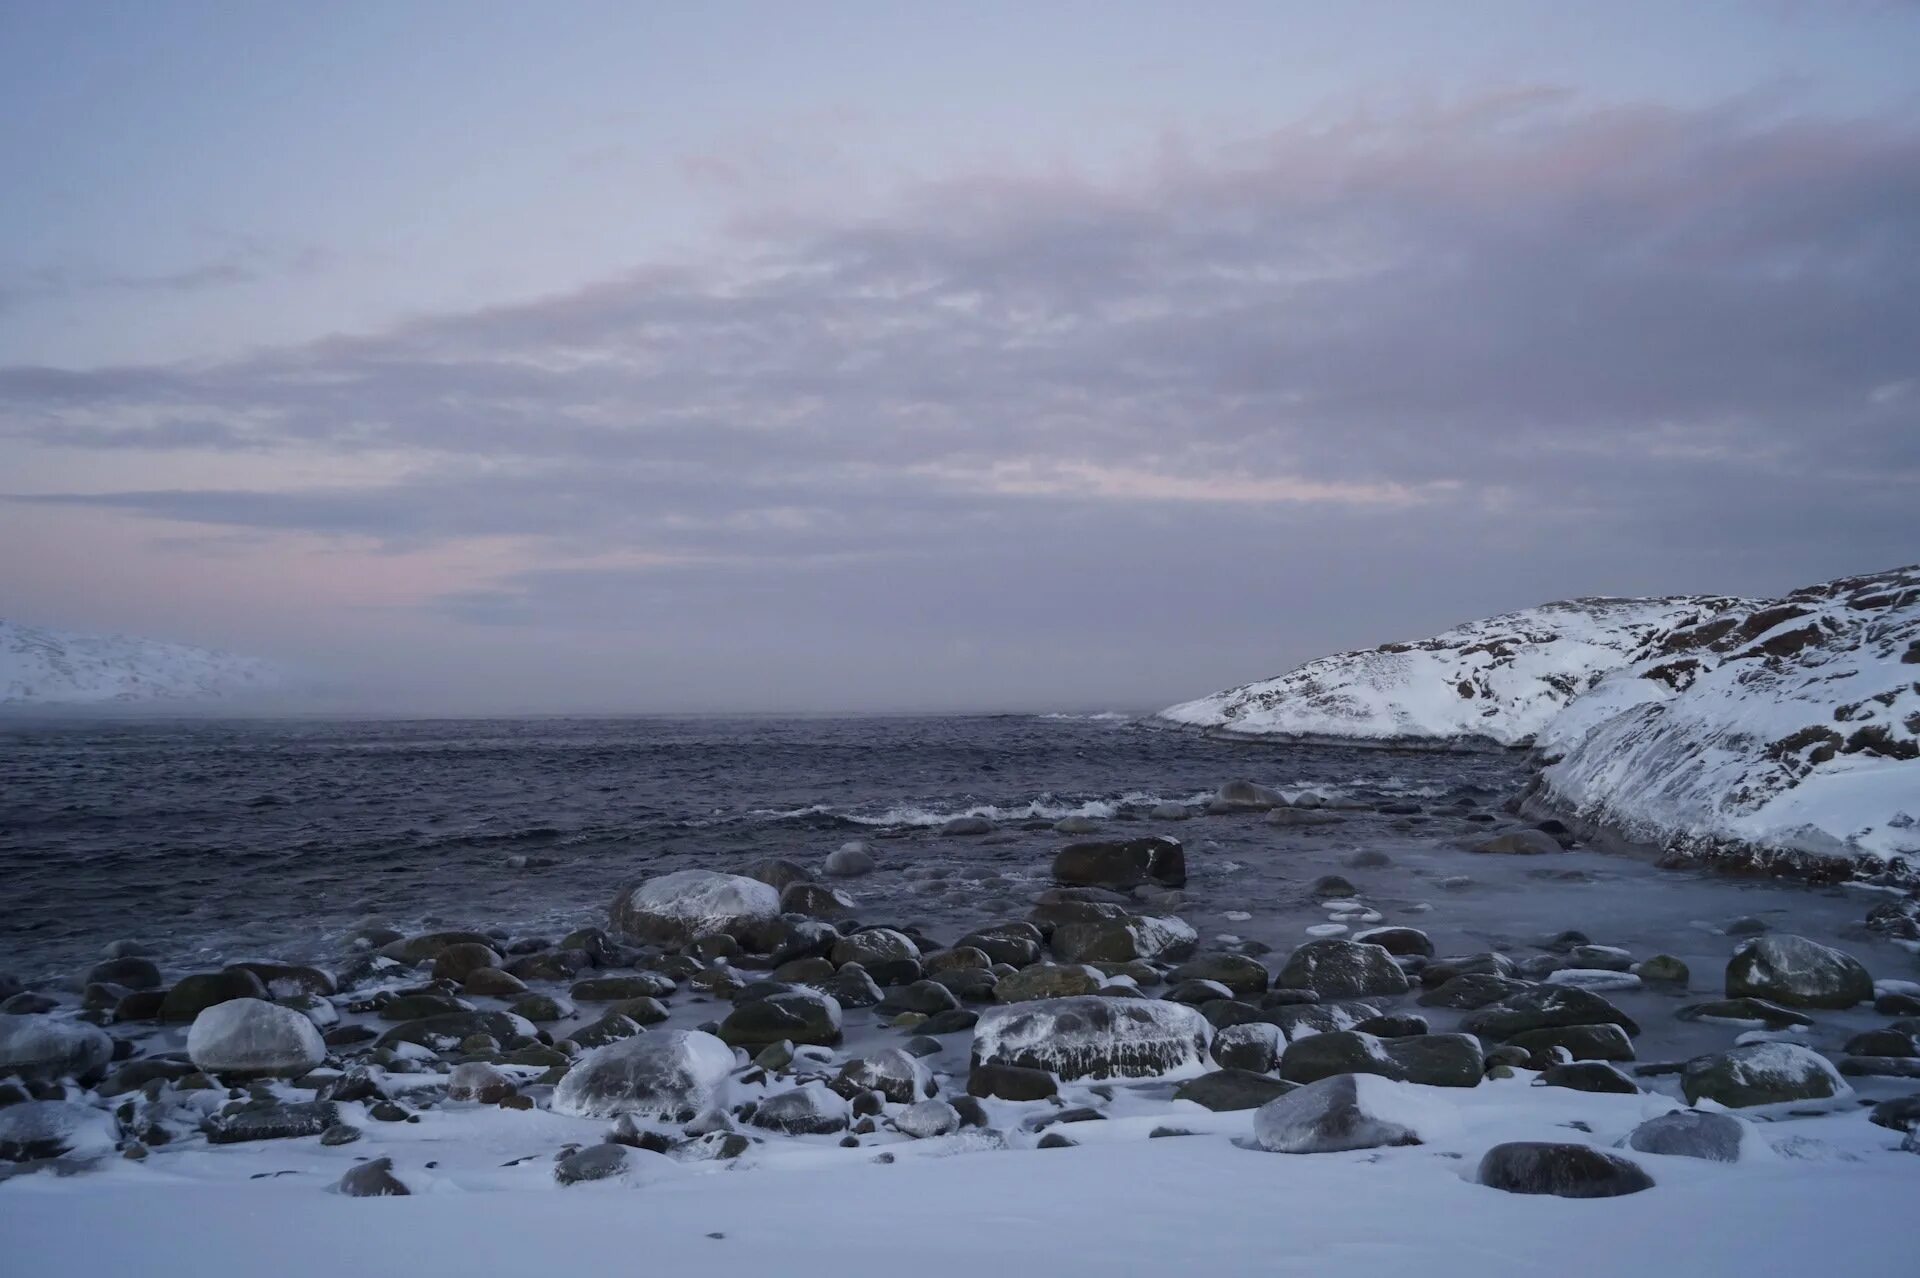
left=972, top=996, right=1213, bottom=1081
left=186, top=998, right=327, bottom=1077
left=609, top=869, right=781, bottom=948
left=0, top=619, right=280, bottom=705
left=1532, top=566, right=1920, bottom=877
left=1161, top=596, right=1738, bottom=747
left=550, top=1029, right=736, bottom=1120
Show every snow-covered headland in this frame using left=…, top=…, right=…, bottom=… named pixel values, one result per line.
left=0, top=619, right=280, bottom=706
left=1162, top=567, right=1920, bottom=883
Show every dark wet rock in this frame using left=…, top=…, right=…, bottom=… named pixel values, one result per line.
left=1051, top=837, right=1186, bottom=891
left=1264, top=1000, right=1378, bottom=1039
left=740, top=857, right=815, bottom=892
left=1470, top=830, right=1562, bottom=855
left=1421, top=953, right=1517, bottom=986
left=1675, top=998, right=1813, bottom=1030
left=2, top=993, right=59, bottom=1016
left=1170, top=954, right=1270, bottom=1000
left=552, top=1029, right=735, bottom=1120
left=917, top=1009, right=980, bottom=1036
left=966, top=1060, right=1058, bottom=1101
left=1462, top=986, right=1639, bottom=1041
left=383, top=930, right=496, bottom=963
left=1624, top=1110, right=1749, bottom=1162
left=1253, top=1073, right=1429, bottom=1153
left=925, top=946, right=993, bottom=974
left=877, top=980, right=961, bottom=1017
left=1843, top=1029, right=1917, bottom=1058
left=830, top=929, right=922, bottom=986
left=750, top=1083, right=851, bottom=1134
left=1417, top=974, right=1531, bottom=1010
left=956, top=923, right=1045, bottom=967
left=929, top=968, right=999, bottom=1004
left=825, top=966, right=884, bottom=1009
left=376, top=1011, right=532, bottom=1053
left=319, top=1123, right=362, bottom=1146
left=1212, top=780, right=1286, bottom=812
left=1350, top=927, right=1434, bottom=958
left=1280, top=1030, right=1483, bottom=1088
left=462, top=967, right=528, bottom=997
left=85, top=957, right=162, bottom=991
left=939, top=816, right=993, bottom=837
left=203, top=1099, right=340, bottom=1144
left=780, top=882, right=856, bottom=920
left=1876, top=992, right=1920, bottom=1016
left=158, top=970, right=269, bottom=1023
left=1276, top=939, right=1409, bottom=1000
left=1681, top=1042, right=1848, bottom=1107
left=1477, top=1142, right=1653, bottom=1197
left=1837, top=1056, right=1920, bottom=1078
left=377, top=993, right=474, bottom=1022
left=0, top=1014, right=113, bottom=1084
left=1539, top=1061, right=1638, bottom=1094
left=1346, top=850, right=1393, bottom=869
left=505, top=949, right=593, bottom=983
left=97, top=1057, right=197, bottom=1097
left=610, top=870, right=781, bottom=949
left=1168, top=980, right=1234, bottom=1006
left=717, top=988, right=843, bottom=1049
left=972, top=996, right=1211, bottom=1081
left=995, top=964, right=1102, bottom=1003
left=1725, top=935, right=1874, bottom=1010
left=426, top=944, right=500, bottom=983
left=1633, top=955, right=1690, bottom=985
left=1308, top=875, right=1358, bottom=899
left=571, top=973, right=676, bottom=1002
left=555, top=1142, right=636, bottom=1185
left=564, top=1013, right=644, bottom=1050
left=186, top=997, right=326, bottom=1078
left=336, top=1156, right=409, bottom=1196
left=1036, top=1131, right=1078, bottom=1148
left=1050, top=914, right=1197, bottom=964
left=1173, top=1068, right=1295, bottom=1111
left=508, top=993, right=573, bottom=1023
left=1868, top=1095, right=1920, bottom=1132
left=1352, top=1014, right=1428, bottom=1038
left=1506, top=1023, right=1635, bottom=1065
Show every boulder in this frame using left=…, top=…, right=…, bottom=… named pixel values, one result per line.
left=159, top=969, right=269, bottom=1022
left=1725, top=935, right=1874, bottom=1009
left=1461, top=986, right=1639, bottom=1041
left=1253, top=1073, right=1437, bottom=1153
left=446, top=1062, right=517, bottom=1104
left=717, top=988, right=843, bottom=1049
left=551, top=1029, right=736, bottom=1120
left=994, top=964, right=1102, bottom=1003
left=375, top=1011, right=533, bottom=1053
left=1506, top=1023, right=1635, bottom=1065
left=1170, top=954, right=1270, bottom=999
left=336, top=1156, right=410, bottom=1197
left=1623, top=1110, right=1751, bottom=1162
left=610, top=870, right=781, bottom=948
left=1051, top=837, right=1186, bottom=890
left=966, top=1061, right=1058, bottom=1101
left=972, top=996, right=1210, bottom=1081
left=749, top=1082, right=850, bottom=1134
left=1417, top=974, right=1532, bottom=1010
left=1211, top=1022, right=1285, bottom=1073
left=956, top=923, right=1044, bottom=967
left=1050, top=914, right=1197, bottom=964
left=0, top=1100, right=120, bottom=1162
left=555, top=1143, right=640, bottom=1185
left=186, top=998, right=326, bottom=1078
left=1477, top=1142, right=1653, bottom=1197
left=894, top=1098, right=961, bottom=1139
left=739, top=857, right=814, bottom=892
left=1538, top=1061, right=1638, bottom=1094
left=1280, top=1031, right=1482, bottom=1088
left=1681, top=1042, right=1850, bottom=1108
left=1212, top=780, right=1286, bottom=812
left=780, top=882, right=855, bottom=919
left=823, top=843, right=877, bottom=877
left=570, top=973, right=676, bottom=1002
left=830, top=1049, right=929, bottom=1104
left=0, top=1013, right=113, bottom=1084
left=830, top=929, right=922, bottom=985
left=1276, top=939, right=1409, bottom=1000
left=85, top=957, right=162, bottom=990
left=203, top=1100, right=340, bottom=1144
left=1351, top=927, right=1434, bottom=958
left=1172, top=1068, right=1295, bottom=1112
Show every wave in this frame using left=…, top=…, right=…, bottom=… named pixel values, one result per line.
left=753, top=790, right=1216, bottom=830
left=1034, top=712, right=1134, bottom=722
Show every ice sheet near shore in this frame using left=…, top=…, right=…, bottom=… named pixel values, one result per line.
left=0, top=619, right=279, bottom=705
left=1161, top=566, right=1919, bottom=872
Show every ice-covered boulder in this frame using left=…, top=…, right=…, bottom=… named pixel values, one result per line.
left=1253, top=1074, right=1442, bottom=1153
left=894, top=1098, right=961, bottom=1139
left=972, top=996, right=1212, bottom=1081
left=1275, top=939, right=1409, bottom=1000
left=1725, top=934, right=1874, bottom=1009
left=830, top=928, right=922, bottom=985
left=1460, top=985, right=1639, bottom=1041
left=0, top=1013, right=113, bottom=1084
left=830, top=1048, right=929, bottom=1104
left=1478, top=1142, right=1654, bottom=1198
left=610, top=869, right=781, bottom=948
left=1681, top=1042, right=1850, bottom=1108
left=186, top=997, right=326, bottom=1077
left=749, top=1082, right=850, bottom=1134
left=551, top=1029, right=735, bottom=1120
left=0, top=1100, right=119, bottom=1162
left=823, top=842, right=876, bottom=877
left=1049, top=913, right=1197, bottom=964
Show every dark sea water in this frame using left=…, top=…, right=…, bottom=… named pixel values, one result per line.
left=0, top=714, right=1521, bottom=980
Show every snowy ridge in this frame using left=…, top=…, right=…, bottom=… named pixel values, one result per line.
left=1160, top=596, right=1740, bottom=748
left=1530, top=566, right=1920, bottom=876
left=0, top=619, right=280, bottom=705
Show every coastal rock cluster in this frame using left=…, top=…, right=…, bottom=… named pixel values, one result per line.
left=5, top=794, right=1916, bottom=1203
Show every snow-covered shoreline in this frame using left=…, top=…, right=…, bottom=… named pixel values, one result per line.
left=1160, top=567, right=1920, bottom=882
left=0, top=619, right=280, bottom=706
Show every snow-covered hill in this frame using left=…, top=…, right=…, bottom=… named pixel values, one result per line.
left=1159, top=596, right=1741, bottom=748
left=1528, top=566, right=1920, bottom=878
left=0, top=619, right=281, bottom=705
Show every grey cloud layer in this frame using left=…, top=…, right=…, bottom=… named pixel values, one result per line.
left=3, top=93, right=1916, bottom=705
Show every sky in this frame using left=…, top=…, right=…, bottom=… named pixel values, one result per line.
left=1, top=1, right=1917, bottom=713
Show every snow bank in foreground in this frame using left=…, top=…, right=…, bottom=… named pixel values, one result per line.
left=1533, top=566, right=1920, bottom=876
left=0, top=619, right=280, bottom=705
left=1160, top=597, right=1738, bottom=748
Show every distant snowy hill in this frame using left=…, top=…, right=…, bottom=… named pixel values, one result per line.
left=1160, top=596, right=1741, bottom=748
left=1530, top=566, right=1920, bottom=876
left=0, top=619, right=281, bottom=705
